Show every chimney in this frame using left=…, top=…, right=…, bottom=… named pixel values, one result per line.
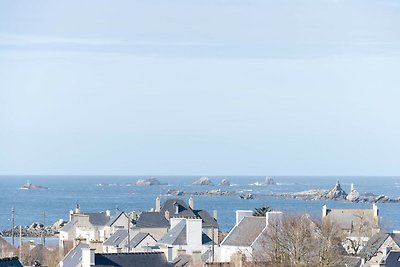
left=69, top=210, right=74, bottom=221
left=322, top=205, right=327, bottom=217
left=82, top=248, right=95, bottom=267
left=186, top=218, right=202, bottom=246
left=164, top=210, right=170, bottom=221
left=155, top=196, right=161, bottom=212
left=235, top=210, right=253, bottom=225
left=189, top=196, right=194, bottom=210
left=174, top=202, right=179, bottom=214
left=192, top=251, right=202, bottom=266
left=213, top=210, right=218, bottom=221
left=383, top=246, right=391, bottom=257
left=75, top=203, right=80, bottom=214
left=373, top=203, right=379, bottom=217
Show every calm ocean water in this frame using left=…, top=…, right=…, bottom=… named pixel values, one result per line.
left=0, top=176, right=399, bottom=232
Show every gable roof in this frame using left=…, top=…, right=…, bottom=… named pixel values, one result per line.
left=93, top=252, right=171, bottom=267
left=103, top=229, right=129, bottom=247
left=157, top=220, right=215, bottom=246
left=62, top=243, right=89, bottom=267
left=135, top=212, right=170, bottom=228
left=324, top=208, right=378, bottom=233
left=0, top=257, right=23, bottom=267
left=59, top=217, right=78, bottom=232
left=360, top=233, right=400, bottom=260
left=106, top=211, right=125, bottom=227
left=157, top=220, right=187, bottom=246
left=221, top=216, right=266, bottom=247
left=161, top=199, right=196, bottom=217
left=128, top=232, right=155, bottom=249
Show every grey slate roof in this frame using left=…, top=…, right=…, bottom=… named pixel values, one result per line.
left=173, top=255, right=191, bottom=267
left=360, top=233, right=400, bottom=260
left=85, top=212, right=111, bottom=226
left=135, top=212, right=170, bottom=228
left=93, top=252, right=171, bottom=267
left=0, top=257, right=23, bottom=267
left=62, top=243, right=89, bottom=267
left=158, top=220, right=187, bottom=246
left=221, top=216, right=266, bottom=247
left=60, top=217, right=78, bottom=232
left=381, top=250, right=400, bottom=266
left=103, top=229, right=128, bottom=247
left=161, top=199, right=196, bottom=217
left=194, top=210, right=218, bottom=228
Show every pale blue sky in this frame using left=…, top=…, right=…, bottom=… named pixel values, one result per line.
left=1, top=0, right=400, bottom=175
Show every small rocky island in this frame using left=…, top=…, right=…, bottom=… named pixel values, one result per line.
left=264, top=177, right=276, bottom=185
left=135, top=178, right=167, bottom=186
left=219, top=179, right=230, bottom=186
left=21, top=181, right=48, bottom=190
left=192, top=176, right=214, bottom=186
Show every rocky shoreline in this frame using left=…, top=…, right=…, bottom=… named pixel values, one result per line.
left=165, top=181, right=400, bottom=204
left=1, top=219, right=66, bottom=238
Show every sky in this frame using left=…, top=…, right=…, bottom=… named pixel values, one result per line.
left=1, top=0, right=400, bottom=176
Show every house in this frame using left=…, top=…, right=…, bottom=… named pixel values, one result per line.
left=103, top=229, right=157, bottom=253
left=0, top=257, right=23, bottom=267
left=134, top=211, right=170, bottom=240
left=360, top=232, right=400, bottom=266
left=157, top=217, right=215, bottom=262
left=59, top=205, right=132, bottom=251
left=219, top=210, right=283, bottom=262
left=158, top=197, right=218, bottom=242
left=133, top=197, right=218, bottom=243
left=322, top=204, right=380, bottom=254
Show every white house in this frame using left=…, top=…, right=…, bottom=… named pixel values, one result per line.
left=59, top=206, right=132, bottom=252
left=156, top=217, right=215, bottom=262
left=219, top=210, right=283, bottom=262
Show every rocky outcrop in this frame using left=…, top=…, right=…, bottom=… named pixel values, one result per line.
left=219, top=179, right=230, bottom=186
left=265, top=177, right=276, bottom=185
left=192, top=176, right=214, bottom=186
left=1, top=220, right=65, bottom=237
left=135, top=178, right=167, bottom=186
left=346, top=189, right=360, bottom=202
left=324, top=181, right=347, bottom=199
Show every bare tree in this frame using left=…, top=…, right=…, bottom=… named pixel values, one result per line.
left=253, top=214, right=346, bottom=267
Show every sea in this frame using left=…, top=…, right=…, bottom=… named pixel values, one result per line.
left=1, top=175, right=400, bottom=234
